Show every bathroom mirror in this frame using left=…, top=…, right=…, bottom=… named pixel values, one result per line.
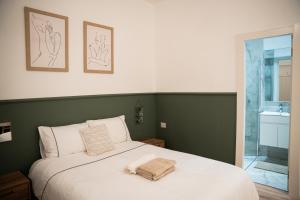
left=0, top=122, right=12, bottom=143
left=263, top=59, right=291, bottom=102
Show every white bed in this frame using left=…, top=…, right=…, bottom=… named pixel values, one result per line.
left=29, top=141, right=259, bottom=200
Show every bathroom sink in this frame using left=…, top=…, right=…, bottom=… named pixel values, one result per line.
left=280, top=112, right=290, bottom=117
left=260, top=111, right=290, bottom=117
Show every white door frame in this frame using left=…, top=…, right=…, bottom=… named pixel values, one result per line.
left=235, top=24, right=300, bottom=200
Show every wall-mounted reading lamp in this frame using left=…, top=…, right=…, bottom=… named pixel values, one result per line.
left=135, top=100, right=144, bottom=124
left=0, top=122, right=12, bottom=143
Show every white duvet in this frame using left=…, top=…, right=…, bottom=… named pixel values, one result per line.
left=29, top=141, right=259, bottom=200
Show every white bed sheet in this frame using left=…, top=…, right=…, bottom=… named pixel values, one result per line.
left=29, top=141, right=259, bottom=200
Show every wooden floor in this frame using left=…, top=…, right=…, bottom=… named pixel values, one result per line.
left=259, top=195, right=287, bottom=200
left=260, top=197, right=273, bottom=200
left=256, top=183, right=290, bottom=200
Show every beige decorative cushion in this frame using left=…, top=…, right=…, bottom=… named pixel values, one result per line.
left=87, top=115, right=132, bottom=144
left=80, top=124, right=114, bottom=156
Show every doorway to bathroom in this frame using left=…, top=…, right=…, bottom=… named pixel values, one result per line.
left=243, top=34, right=292, bottom=191
left=236, top=24, right=300, bottom=199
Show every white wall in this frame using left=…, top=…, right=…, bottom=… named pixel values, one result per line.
left=0, top=0, right=156, bottom=100
left=155, top=0, right=300, bottom=92
left=2, top=0, right=300, bottom=99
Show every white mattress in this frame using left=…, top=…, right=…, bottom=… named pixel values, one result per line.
left=29, top=141, right=259, bottom=200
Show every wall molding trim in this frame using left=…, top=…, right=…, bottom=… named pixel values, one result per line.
left=0, top=92, right=236, bottom=103
left=155, top=92, right=237, bottom=95
left=0, top=93, right=157, bottom=103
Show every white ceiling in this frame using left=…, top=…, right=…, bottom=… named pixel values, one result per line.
left=144, top=0, right=164, bottom=4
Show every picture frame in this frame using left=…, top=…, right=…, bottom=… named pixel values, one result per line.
left=24, top=7, right=69, bottom=72
left=83, top=21, right=114, bottom=74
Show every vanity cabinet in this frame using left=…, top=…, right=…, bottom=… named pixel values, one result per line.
left=277, top=125, right=289, bottom=148
left=260, top=123, right=278, bottom=147
left=259, top=114, right=289, bottom=149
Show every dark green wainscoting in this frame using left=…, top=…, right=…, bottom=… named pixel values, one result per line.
left=0, top=92, right=237, bottom=176
left=156, top=93, right=237, bottom=164
left=0, top=94, right=157, bottom=175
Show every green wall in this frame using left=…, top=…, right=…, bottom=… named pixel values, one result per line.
left=156, top=93, right=237, bottom=164
left=0, top=94, right=157, bottom=175
left=0, top=93, right=237, bottom=175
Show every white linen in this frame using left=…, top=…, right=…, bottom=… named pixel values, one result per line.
left=52, top=123, right=88, bottom=157
left=29, top=141, right=259, bottom=200
left=38, top=126, right=59, bottom=158
left=38, top=122, right=88, bottom=158
left=126, top=154, right=157, bottom=174
left=39, top=140, right=46, bottom=159
left=87, top=115, right=132, bottom=144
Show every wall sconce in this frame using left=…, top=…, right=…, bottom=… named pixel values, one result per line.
left=135, top=100, right=144, bottom=124
left=0, top=122, right=12, bottom=143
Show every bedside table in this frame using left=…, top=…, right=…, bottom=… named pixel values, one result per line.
left=142, top=138, right=165, bottom=148
left=0, top=171, right=31, bottom=200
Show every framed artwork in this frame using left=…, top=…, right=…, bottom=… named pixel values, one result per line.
left=24, top=7, right=69, bottom=72
left=83, top=21, right=114, bottom=74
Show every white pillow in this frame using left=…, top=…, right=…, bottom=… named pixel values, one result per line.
left=38, top=122, right=88, bottom=158
left=52, top=123, right=88, bottom=157
left=80, top=125, right=114, bottom=156
left=87, top=115, right=131, bottom=144
left=39, top=139, right=46, bottom=159
left=38, top=126, right=59, bottom=158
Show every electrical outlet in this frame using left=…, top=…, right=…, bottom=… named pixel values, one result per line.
left=160, top=122, right=167, bottom=128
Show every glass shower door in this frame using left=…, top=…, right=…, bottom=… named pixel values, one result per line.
left=244, top=38, right=262, bottom=170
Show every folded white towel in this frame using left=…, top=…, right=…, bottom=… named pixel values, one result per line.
left=126, top=154, right=157, bottom=174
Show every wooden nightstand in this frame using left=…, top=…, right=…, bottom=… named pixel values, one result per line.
left=0, top=171, right=31, bottom=200
left=142, top=138, right=165, bottom=148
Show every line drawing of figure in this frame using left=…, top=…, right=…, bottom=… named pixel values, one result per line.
left=45, top=21, right=61, bottom=66
left=88, top=32, right=110, bottom=67
left=31, top=14, right=62, bottom=67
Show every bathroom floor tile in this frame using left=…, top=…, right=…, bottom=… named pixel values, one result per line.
left=244, top=159, right=288, bottom=191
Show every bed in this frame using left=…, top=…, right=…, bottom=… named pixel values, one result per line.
left=29, top=115, right=258, bottom=200
left=29, top=140, right=258, bottom=200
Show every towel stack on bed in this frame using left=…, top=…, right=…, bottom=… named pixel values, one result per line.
left=136, top=158, right=176, bottom=181
left=126, top=155, right=176, bottom=181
